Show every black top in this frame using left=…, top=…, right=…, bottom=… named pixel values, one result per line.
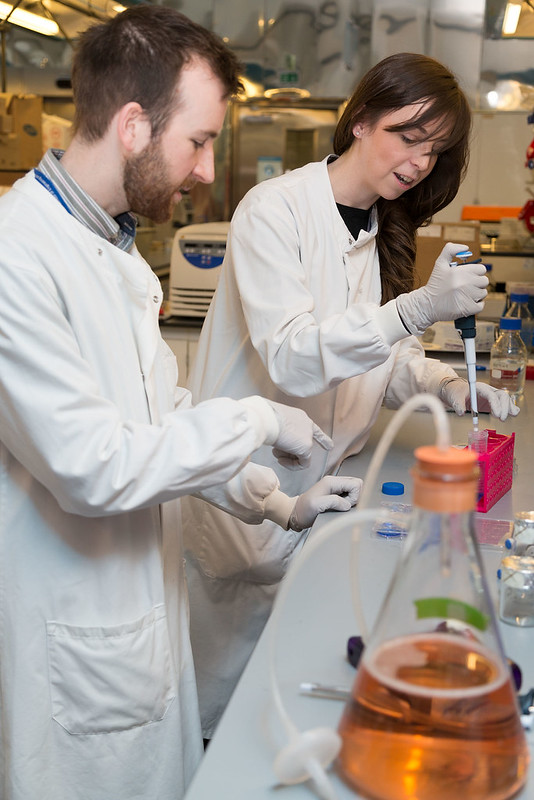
left=336, top=203, right=371, bottom=240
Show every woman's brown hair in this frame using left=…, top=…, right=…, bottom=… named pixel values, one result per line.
left=334, top=52, right=471, bottom=303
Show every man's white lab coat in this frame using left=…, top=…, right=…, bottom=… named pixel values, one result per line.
left=0, top=173, right=291, bottom=800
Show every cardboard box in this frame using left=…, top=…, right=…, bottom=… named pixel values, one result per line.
left=421, top=319, right=496, bottom=352
left=0, top=94, right=43, bottom=171
left=42, top=112, right=73, bottom=152
left=414, top=221, right=480, bottom=287
left=0, top=171, right=26, bottom=187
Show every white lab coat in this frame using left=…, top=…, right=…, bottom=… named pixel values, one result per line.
left=182, top=156, right=458, bottom=736
left=0, top=173, right=293, bottom=800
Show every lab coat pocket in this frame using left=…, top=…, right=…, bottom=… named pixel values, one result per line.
left=47, top=604, right=176, bottom=735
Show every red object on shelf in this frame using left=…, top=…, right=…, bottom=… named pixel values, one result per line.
left=465, top=430, right=515, bottom=513
left=518, top=199, right=534, bottom=233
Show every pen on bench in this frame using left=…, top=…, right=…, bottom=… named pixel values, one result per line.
left=299, top=682, right=350, bottom=701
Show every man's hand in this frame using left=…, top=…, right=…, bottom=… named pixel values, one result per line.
left=288, top=476, right=363, bottom=531
left=268, top=400, right=333, bottom=470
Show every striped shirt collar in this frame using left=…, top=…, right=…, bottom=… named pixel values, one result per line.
left=36, top=148, right=137, bottom=252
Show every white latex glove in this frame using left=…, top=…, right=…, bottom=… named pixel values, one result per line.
left=288, top=476, right=363, bottom=532
left=268, top=400, right=333, bottom=470
left=239, top=396, right=334, bottom=470
left=396, top=242, right=489, bottom=335
left=438, top=377, right=520, bottom=421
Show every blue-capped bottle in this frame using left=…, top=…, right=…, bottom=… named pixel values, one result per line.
left=504, top=292, right=534, bottom=353
left=489, top=317, right=527, bottom=401
left=372, top=481, right=411, bottom=538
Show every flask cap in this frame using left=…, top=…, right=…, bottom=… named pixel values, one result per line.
left=381, top=481, right=404, bottom=496
left=509, top=292, right=529, bottom=303
left=499, top=317, right=522, bottom=330
left=412, top=446, right=478, bottom=512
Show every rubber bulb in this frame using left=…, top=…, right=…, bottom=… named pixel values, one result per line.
left=273, top=727, right=342, bottom=785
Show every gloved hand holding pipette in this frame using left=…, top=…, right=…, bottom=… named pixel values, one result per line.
left=396, top=242, right=489, bottom=335
left=436, top=249, right=519, bottom=424
left=437, top=377, right=520, bottom=420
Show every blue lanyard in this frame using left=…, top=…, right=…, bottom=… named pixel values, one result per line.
left=34, top=169, right=72, bottom=216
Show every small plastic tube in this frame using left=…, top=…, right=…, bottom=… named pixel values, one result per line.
left=467, top=428, right=488, bottom=454
left=467, top=428, right=487, bottom=507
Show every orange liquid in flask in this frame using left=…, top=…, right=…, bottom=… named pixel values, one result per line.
left=337, top=632, right=529, bottom=800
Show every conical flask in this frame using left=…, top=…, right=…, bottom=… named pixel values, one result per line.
left=337, top=445, right=529, bottom=800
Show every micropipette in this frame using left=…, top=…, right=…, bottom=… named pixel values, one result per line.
left=451, top=250, right=482, bottom=431
left=455, top=315, right=478, bottom=429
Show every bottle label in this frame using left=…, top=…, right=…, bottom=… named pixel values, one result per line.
left=491, top=367, right=522, bottom=379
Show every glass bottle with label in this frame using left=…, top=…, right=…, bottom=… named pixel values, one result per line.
left=489, top=317, right=527, bottom=401
left=337, top=446, right=529, bottom=800
left=498, top=511, right=534, bottom=627
left=504, top=291, right=534, bottom=353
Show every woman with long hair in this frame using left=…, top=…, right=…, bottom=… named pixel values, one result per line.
left=182, top=53, right=518, bottom=741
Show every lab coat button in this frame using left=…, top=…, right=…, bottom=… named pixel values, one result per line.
left=153, top=295, right=159, bottom=303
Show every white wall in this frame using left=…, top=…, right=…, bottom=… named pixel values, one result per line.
left=436, top=111, right=532, bottom=220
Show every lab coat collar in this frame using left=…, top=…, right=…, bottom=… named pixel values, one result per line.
left=13, top=172, right=164, bottom=422
left=321, top=155, right=378, bottom=255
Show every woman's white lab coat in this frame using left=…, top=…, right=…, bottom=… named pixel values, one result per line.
left=0, top=173, right=290, bottom=800
left=182, top=156, right=458, bottom=737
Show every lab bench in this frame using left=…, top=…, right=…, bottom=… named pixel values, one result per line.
left=184, top=381, right=534, bottom=800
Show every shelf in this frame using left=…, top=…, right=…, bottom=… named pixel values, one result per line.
left=481, top=246, right=534, bottom=257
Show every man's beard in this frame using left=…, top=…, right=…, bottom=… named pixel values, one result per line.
left=123, top=138, right=179, bottom=224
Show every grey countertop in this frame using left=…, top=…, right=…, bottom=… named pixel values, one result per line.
left=184, top=380, right=534, bottom=800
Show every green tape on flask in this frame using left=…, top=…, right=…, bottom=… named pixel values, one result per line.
left=414, top=597, right=489, bottom=632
